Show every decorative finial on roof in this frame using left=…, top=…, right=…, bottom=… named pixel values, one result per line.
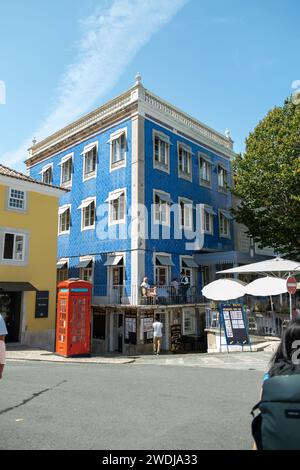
left=32, top=137, right=37, bottom=146
left=135, top=72, right=142, bottom=85
left=225, top=129, right=231, bottom=139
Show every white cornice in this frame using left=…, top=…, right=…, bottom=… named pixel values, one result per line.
left=26, top=83, right=236, bottom=166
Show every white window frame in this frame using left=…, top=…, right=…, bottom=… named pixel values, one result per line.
left=178, top=197, right=193, bottom=231
left=57, top=258, right=69, bottom=283
left=1, top=231, right=26, bottom=262
left=180, top=256, right=197, bottom=287
left=109, top=128, right=127, bottom=172
left=7, top=187, right=27, bottom=212
left=58, top=204, right=71, bottom=235
left=217, top=164, right=228, bottom=192
left=199, top=153, right=212, bottom=188
left=79, top=256, right=94, bottom=283
left=108, top=188, right=126, bottom=225
left=182, top=308, right=196, bottom=335
left=153, top=189, right=171, bottom=227
left=40, top=163, right=53, bottom=185
left=153, top=130, right=170, bottom=174
left=78, top=197, right=96, bottom=231
left=82, top=142, right=98, bottom=182
left=59, top=153, right=73, bottom=188
left=202, top=205, right=215, bottom=235
left=219, top=210, right=231, bottom=239
left=178, top=142, right=193, bottom=182
left=153, top=252, right=172, bottom=286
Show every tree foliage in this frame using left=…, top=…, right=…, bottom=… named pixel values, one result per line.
left=232, top=97, right=300, bottom=260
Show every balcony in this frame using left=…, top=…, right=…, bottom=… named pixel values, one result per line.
left=93, top=284, right=205, bottom=306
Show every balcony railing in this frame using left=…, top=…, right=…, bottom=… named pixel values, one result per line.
left=93, top=284, right=205, bottom=306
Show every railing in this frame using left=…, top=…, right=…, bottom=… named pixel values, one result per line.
left=93, top=284, right=205, bottom=306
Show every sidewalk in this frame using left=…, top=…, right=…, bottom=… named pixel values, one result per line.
left=5, top=345, right=136, bottom=365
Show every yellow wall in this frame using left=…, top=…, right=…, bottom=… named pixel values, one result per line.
left=0, top=183, right=59, bottom=335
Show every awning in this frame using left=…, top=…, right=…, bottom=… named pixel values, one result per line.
left=106, top=129, right=126, bottom=143
left=156, top=192, right=171, bottom=204
left=77, top=259, right=93, bottom=269
left=0, top=282, right=38, bottom=292
left=57, top=261, right=68, bottom=269
left=105, top=191, right=124, bottom=202
left=182, top=257, right=199, bottom=268
left=77, top=198, right=95, bottom=210
left=220, top=209, right=233, bottom=220
left=156, top=255, right=175, bottom=267
left=204, top=206, right=217, bottom=216
left=104, top=255, right=124, bottom=266
left=38, top=163, right=52, bottom=174
left=58, top=205, right=70, bottom=215
left=80, top=142, right=97, bottom=155
left=58, top=154, right=73, bottom=166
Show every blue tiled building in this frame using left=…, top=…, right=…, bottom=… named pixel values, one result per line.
left=26, top=75, right=239, bottom=354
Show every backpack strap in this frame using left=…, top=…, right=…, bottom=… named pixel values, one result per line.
left=251, top=401, right=261, bottom=417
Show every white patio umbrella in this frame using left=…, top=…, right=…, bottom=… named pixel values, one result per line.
left=245, top=276, right=287, bottom=297
left=202, top=279, right=246, bottom=301
left=216, top=257, right=300, bottom=277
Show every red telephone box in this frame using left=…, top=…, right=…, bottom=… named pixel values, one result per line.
left=56, top=279, right=92, bottom=357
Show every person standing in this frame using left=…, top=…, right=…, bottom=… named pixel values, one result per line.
left=152, top=314, right=163, bottom=355
left=0, top=313, right=8, bottom=380
left=180, top=271, right=189, bottom=303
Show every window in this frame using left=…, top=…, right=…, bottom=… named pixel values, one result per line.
left=83, top=144, right=97, bottom=179
left=79, top=198, right=96, bottom=230
left=60, top=155, right=73, bottom=187
left=218, top=165, right=228, bottom=190
left=154, top=254, right=173, bottom=286
left=202, top=206, right=215, bottom=234
left=108, top=190, right=126, bottom=224
left=41, top=165, right=53, bottom=184
left=3, top=233, right=25, bottom=261
left=183, top=308, right=196, bottom=335
left=80, top=267, right=93, bottom=282
left=110, top=129, right=127, bottom=170
left=57, top=267, right=68, bottom=283
left=153, top=132, right=170, bottom=172
left=58, top=206, right=71, bottom=234
left=179, top=198, right=193, bottom=230
left=178, top=143, right=192, bottom=180
left=8, top=189, right=26, bottom=211
left=219, top=211, right=231, bottom=238
left=154, top=191, right=171, bottom=225
left=199, top=155, right=212, bottom=187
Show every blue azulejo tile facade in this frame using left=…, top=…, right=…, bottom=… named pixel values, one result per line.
left=29, top=118, right=133, bottom=296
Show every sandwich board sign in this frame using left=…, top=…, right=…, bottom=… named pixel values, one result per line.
left=219, top=303, right=251, bottom=352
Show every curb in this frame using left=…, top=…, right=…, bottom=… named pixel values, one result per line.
left=6, top=356, right=136, bottom=365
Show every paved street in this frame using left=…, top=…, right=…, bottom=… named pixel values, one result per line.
left=0, top=352, right=270, bottom=450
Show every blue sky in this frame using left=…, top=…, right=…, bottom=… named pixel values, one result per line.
left=0, top=0, right=299, bottom=170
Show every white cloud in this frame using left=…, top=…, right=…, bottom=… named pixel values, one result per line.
left=3, top=0, right=189, bottom=169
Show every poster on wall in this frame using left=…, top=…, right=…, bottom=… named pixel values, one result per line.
left=124, top=313, right=137, bottom=344
left=220, top=303, right=250, bottom=346
left=140, top=313, right=154, bottom=344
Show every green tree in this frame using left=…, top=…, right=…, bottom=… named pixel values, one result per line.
left=232, top=96, right=300, bottom=260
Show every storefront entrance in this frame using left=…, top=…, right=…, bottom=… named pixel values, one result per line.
left=0, top=292, right=22, bottom=342
left=109, top=312, right=123, bottom=353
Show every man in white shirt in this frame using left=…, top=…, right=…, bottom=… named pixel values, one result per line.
left=141, top=277, right=150, bottom=289
left=152, top=314, right=163, bottom=355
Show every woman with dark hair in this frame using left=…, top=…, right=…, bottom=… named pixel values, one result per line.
left=265, top=318, right=300, bottom=380
left=252, top=319, right=300, bottom=450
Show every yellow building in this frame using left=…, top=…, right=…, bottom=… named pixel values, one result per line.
left=0, top=164, right=67, bottom=349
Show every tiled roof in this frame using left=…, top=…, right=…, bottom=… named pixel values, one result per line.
left=0, top=163, right=67, bottom=191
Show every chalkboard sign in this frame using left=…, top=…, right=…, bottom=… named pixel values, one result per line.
left=124, top=313, right=137, bottom=344
left=171, top=324, right=182, bottom=353
left=220, top=303, right=249, bottom=346
left=35, top=291, right=49, bottom=318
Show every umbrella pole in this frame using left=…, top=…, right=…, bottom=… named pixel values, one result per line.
left=288, top=272, right=293, bottom=321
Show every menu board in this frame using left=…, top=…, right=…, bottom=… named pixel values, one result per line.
left=170, top=324, right=182, bottom=353
left=124, top=313, right=137, bottom=344
left=220, top=303, right=249, bottom=346
left=35, top=291, right=49, bottom=318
